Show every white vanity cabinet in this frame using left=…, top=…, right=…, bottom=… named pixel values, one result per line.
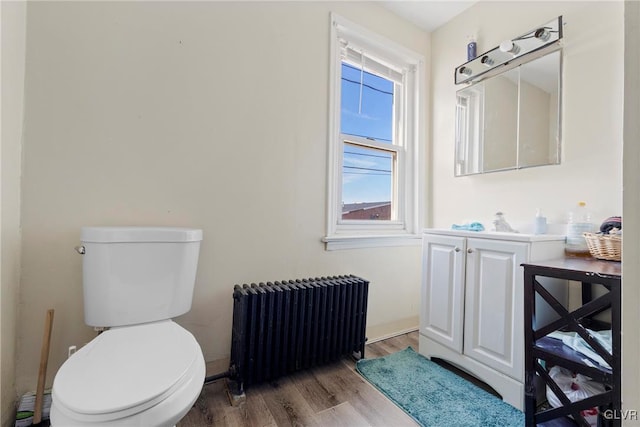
left=419, top=229, right=566, bottom=410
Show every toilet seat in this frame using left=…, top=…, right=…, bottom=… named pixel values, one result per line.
left=52, top=320, right=203, bottom=423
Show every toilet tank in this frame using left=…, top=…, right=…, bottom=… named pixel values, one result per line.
left=79, top=226, right=203, bottom=327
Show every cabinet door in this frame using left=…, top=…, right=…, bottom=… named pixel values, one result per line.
left=463, top=238, right=528, bottom=380
left=420, top=234, right=466, bottom=352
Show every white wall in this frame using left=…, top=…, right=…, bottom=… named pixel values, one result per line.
left=431, top=2, right=623, bottom=232
left=16, top=2, right=429, bottom=396
left=1, top=2, right=26, bottom=425
left=623, top=1, right=640, bottom=423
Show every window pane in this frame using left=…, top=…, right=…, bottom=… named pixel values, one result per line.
left=342, top=143, right=394, bottom=220
left=340, top=62, right=393, bottom=142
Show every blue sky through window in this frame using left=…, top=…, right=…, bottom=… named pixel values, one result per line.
left=341, top=62, right=394, bottom=206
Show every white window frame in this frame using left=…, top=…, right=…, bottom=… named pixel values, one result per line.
left=324, top=13, right=425, bottom=250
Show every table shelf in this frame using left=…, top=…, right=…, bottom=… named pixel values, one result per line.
left=523, top=258, right=621, bottom=427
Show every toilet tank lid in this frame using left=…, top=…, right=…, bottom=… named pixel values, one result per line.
left=81, top=226, right=203, bottom=243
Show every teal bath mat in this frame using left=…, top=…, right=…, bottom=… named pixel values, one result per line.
left=356, top=347, right=524, bottom=427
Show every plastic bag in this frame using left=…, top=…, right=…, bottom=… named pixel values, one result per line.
left=546, top=366, right=606, bottom=427
left=547, top=329, right=612, bottom=369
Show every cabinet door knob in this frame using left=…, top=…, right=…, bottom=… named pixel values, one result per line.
left=454, top=247, right=461, bottom=252
left=467, top=248, right=473, bottom=254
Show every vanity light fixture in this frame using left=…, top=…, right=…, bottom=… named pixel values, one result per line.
left=454, top=15, right=563, bottom=85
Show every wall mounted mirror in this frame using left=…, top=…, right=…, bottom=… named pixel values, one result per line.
left=455, top=49, right=561, bottom=176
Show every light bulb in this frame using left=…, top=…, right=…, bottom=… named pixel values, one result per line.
left=499, top=40, right=521, bottom=55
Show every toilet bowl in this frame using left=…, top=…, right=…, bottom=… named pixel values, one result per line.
left=50, top=320, right=205, bottom=426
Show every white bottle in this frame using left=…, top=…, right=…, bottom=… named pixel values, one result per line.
left=534, top=209, right=547, bottom=235
left=565, top=201, right=594, bottom=257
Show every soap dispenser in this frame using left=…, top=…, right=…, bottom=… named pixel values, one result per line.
left=534, top=209, right=547, bottom=235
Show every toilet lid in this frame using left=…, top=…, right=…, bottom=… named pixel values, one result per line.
left=53, top=320, right=202, bottom=416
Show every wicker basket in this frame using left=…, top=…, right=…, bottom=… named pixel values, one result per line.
left=583, top=232, right=622, bottom=261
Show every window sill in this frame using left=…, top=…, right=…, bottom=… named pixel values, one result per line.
left=322, top=234, right=421, bottom=251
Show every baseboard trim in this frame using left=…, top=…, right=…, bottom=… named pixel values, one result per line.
left=366, top=326, right=419, bottom=344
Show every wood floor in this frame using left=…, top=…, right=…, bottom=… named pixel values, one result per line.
left=179, top=332, right=420, bottom=427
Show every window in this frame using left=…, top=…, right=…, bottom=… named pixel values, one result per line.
left=341, top=62, right=395, bottom=221
left=324, top=14, right=424, bottom=250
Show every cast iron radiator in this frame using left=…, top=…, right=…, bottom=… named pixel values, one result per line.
left=228, top=275, right=369, bottom=394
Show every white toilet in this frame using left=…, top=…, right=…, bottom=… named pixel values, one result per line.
left=50, top=226, right=206, bottom=427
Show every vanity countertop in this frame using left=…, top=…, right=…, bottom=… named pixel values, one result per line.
left=423, top=228, right=566, bottom=243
